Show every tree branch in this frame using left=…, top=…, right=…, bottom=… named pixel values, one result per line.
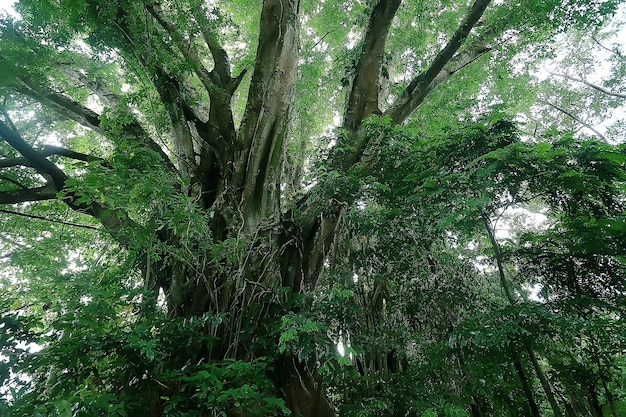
left=147, top=4, right=238, bottom=159
left=153, top=71, right=199, bottom=187
left=192, top=2, right=232, bottom=83
left=0, top=175, right=27, bottom=189
left=0, top=120, right=67, bottom=189
left=0, top=145, right=106, bottom=168
left=0, top=120, right=132, bottom=242
left=539, top=99, right=607, bottom=141
left=56, top=65, right=123, bottom=107
left=16, top=80, right=175, bottom=171
left=0, top=103, right=19, bottom=133
left=386, top=0, right=492, bottom=125
left=0, top=208, right=100, bottom=230
left=552, top=73, right=626, bottom=99
left=343, top=0, right=402, bottom=132
left=146, top=4, right=217, bottom=95
left=0, top=184, right=58, bottom=204
left=336, top=34, right=493, bottom=170
left=591, top=34, right=625, bottom=62
left=18, top=80, right=103, bottom=134
left=190, top=3, right=243, bottom=147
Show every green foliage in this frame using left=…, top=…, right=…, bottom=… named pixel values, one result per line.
left=1, top=0, right=626, bottom=416
left=1, top=260, right=286, bottom=416
left=161, top=359, right=289, bottom=417
left=318, top=111, right=626, bottom=416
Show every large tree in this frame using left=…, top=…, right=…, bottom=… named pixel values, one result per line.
left=0, top=0, right=625, bottom=416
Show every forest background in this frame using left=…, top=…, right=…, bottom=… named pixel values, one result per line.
left=0, top=0, right=625, bottom=416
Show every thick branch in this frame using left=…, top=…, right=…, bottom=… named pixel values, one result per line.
left=386, top=0, right=492, bottom=125
left=234, top=0, right=300, bottom=230
left=56, top=65, right=123, bottom=107
left=192, top=4, right=244, bottom=148
left=0, top=145, right=105, bottom=168
left=17, top=80, right=175, bottom=170
left=0, top=120, right=132, bottom=242
left=191, top=2, right=232, bottom=84
left=18, top=81, right=103, bottom=134
left=154, top=72, right=199, bottom=188
left=190, top=1, right=249, bottom=94
left=0, top=120, right=67, bottom=189
left=0, top=184, right=132, bottom=242
left=338, top=38, right=492, bottom=169
left=0, top=184, right=58, bottom=204
left=146, top=4, right=216, bottom=95
left=343, top=0, right=402, bottom=131
left=148, top=4, right=238, bottom=154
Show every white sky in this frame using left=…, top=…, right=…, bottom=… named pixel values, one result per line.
left=0, top=0, right=15, bottom=16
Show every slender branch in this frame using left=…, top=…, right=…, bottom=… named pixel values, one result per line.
left=483, top=216, right=516, bottom=305
left=0, top=208, right=100, bottom=230
left=190, top=0, right=248, bottom=95
left=386, top=0, right=492, bottom=125
left=552, top=73, right=626, bottom=99
left=484, top=215, right=566, bottom=417
left=146, top=4, right=216, bottom=95
left=231, top=69, right=248, bottom=93
left=0, top=104, right=19, bottom=134
left=539, top=99, right=607, bottom=141
left=312, top=31, right=334, bottom=50
left=591, top=34, right=625, bottom=61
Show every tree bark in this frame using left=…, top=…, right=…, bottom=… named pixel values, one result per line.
left=511, top=353, right=542, bottom=417
left=484, top=217, right=564, bottom=417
